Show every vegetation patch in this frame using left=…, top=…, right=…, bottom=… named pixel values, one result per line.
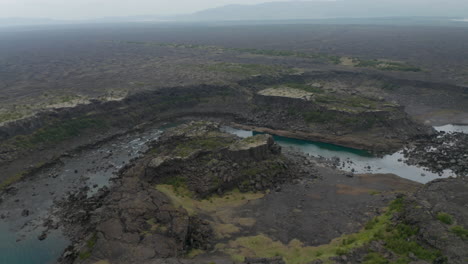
left=0, top=111, right=26, bottom=124
left=123, top=41, right=421, bottom=72
left=274, top=82, right=324, bottom=94
left=156, top=185, right=264, bottom=239
left=0, top=172, right=25, bottom=190
left=450, top=225, right=468, bottom=240
left=156, top=185, right=264, bottom=215
left=186, top=249, right=205, bottom=259
left=12, top=117, right=108, bottom=149
left=354, top=59, right=422, bottom=72
left=436, top=212, right=454, bottom=225
left=362, top=252, right=389, bottom=264
left=79, top=232, right=98, bottom=260
left=240, top=161, right=284, bottom=179
left=0, top=161, right=49, bottom=190
left=218, top=198, right=442, bottom=264
left=173, top=137, right=232, bottom=157
left=162, top=176, right=188, bottom=194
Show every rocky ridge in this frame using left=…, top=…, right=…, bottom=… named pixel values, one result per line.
left=404, top=131, right=468, bottom=176
left=57, top=121, right=309, bottom=264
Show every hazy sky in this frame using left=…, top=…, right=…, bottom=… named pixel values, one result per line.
left=1, top=0, right=466, bottom=20
left=0, top=0, right=331, bottom=19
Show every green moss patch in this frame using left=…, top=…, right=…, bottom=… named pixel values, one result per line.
left=218, top=197, right=442, bottom=264
left=79, top=232, right=98, bottom=260
left=436, top=212, right=454, bottom=225
left=363, top=252, right=389, bottom=264
left=12, top=117, right=108, bottom=149
left=156, top=185, right=263, bottom=239
left=355, top=59, right=421, bottom=72
left=0, top=172, right=25, bottom=190
left=450, top=226, right=468, bottom=240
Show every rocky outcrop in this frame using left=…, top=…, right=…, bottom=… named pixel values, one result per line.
left=252, top=87, right=432, bottom=140
left=58, top=121, right=306, bottom=264
left=144, top=121, right=294, bottom=198
left=404, top=131, right=468, bottom=176
left=59, top=174, right=213, bottom=264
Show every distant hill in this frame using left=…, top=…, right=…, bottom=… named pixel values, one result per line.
left=2, top=0, right=467, bottom=27
left=174, top=0, right=468, bottom=21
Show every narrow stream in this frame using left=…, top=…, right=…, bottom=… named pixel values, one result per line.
left=0, top=123, right=466, bottom=263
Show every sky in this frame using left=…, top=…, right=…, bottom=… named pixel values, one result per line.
left=0, top=0, right=466, bottom=20
left=0, top=0, right=332, bottom=20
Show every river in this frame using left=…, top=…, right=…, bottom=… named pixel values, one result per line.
left=0, top=123, right=466, bottom=263
left=222, top=125, right=467, bottom=184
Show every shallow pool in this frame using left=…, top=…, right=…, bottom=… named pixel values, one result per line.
left=222, top=126, right=467, bottom=184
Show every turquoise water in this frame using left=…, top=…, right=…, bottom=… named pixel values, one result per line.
left=0, top=223, right=67, bottom=264
left=222, top=126, right=467, bottom=183
left=1, top=123, right=465, bottom=263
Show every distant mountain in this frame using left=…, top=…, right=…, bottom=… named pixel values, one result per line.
left=2, top=0, right=467, bottom=27
left=174, top=0, right=468, bottom=21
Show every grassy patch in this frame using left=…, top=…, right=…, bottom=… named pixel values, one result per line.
left=275, top=82, right=324, bottom=94
left=13, top=117, right=107, bottom=148
left=389, top=197, right=405, bottom=212
left=156, top=185, right=264, bottom=239
left=0, top=161, right=48, bottom=190
left=186, top=249, right=205, bottom=259
left=156, top=185, right=264, bottom=216
left=163, top=176, right=188, bottom=193
left=355, top=59, right=421, bottom=72
left=219, top=197, right=442, bottom=264
left=0, top=111, right=26, bottom=123
left=0, top=172, right=25, bottom=190
left=219, top=212, right=390, bottom=263
left=436, top=212, right=454, bottom=225
left=79, top=233, right=98, bottom=260
left=363, top=252, right=389, bottom=264
left=450, top=226, right=468, bottom=240
left=343, top=96, right=378, bottom=109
